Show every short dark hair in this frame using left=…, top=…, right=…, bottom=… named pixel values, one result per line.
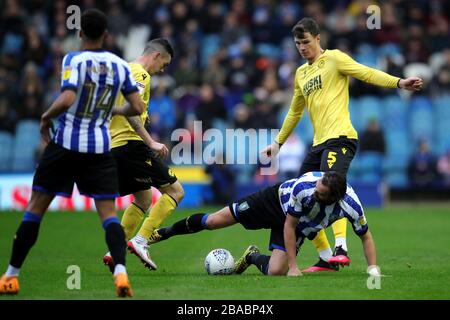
left=143, top=38, right=174, bottom=58
left=81, top=9, right=108, bottom=40
left=321, top=171, right=347, bottom=202
left=292, top=17, right=320, bottom=38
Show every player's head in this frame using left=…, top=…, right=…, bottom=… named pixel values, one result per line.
left=292, top=17, right=321, bottom=62
left=314, top=171, right=347, bottom=205
left=141, top=38, right=174, bottom=75
left=80, top=9, right=108, bottom=43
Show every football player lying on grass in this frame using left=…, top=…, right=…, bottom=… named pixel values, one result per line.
left=149, top=171, right=381, bottom=277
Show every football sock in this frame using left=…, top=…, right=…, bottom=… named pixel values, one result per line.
left=332, top=218, right=348, bottom=251
left=9, top=212, right=42, bottom=270
left=104, top=217, right=126, bottom=266
left=161, top=213, right=208, bottom=239
left=134, top=234, right=147, bottom=245
left=121, top=202, right=146, bottom=240
left=312, top=229, right=332, bottom=260
left=5, top=265, right=20, bottom=277
left=113, top=264, right=126, bottom=276
left=137, top=194, right=177, bottom=240
left=335, top=237, right=347, bottom=252
left=319, top=248, right=333, bottom=262
left=248, top=253, right=270, bottom=275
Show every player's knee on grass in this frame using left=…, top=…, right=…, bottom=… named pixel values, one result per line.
left=267, top=251, right=289, bottom=276
left=267, top=264, right=288, bottom=276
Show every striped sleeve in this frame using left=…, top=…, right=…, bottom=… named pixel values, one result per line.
left=120, top=63, right=139, bottom=95
left=286, top=181, right=316, bottom=217
left=61, top=52, right=80, bottom=92
left=340, top=192, right=368, bottom=236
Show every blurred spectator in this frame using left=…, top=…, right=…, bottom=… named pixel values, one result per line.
left=205, top=159, right=236, bottom=204
left=437, top=149, right=450, bottom=187
left=148, top=82, right=176, bottom=146
left=359, top=119, right=386, bottom=155
left=233, top=103, right=254, bottom=130
left=430, top=66, right=450, bottom=96
left=173, top=55, right=200, bottom=87
left=408, top=140, right=439, bottom=188
left=195, top=84, right=227, bottom=131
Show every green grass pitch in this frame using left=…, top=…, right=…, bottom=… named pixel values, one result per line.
left=1, top=207, right=450, bottom=300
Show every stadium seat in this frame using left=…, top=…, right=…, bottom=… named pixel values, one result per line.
left=408, top=96, right=434, bottom=143
left=386, top=131, right=411, bottom=157
left=15, top=120, right=40, bottom=137
left=0, top=131, right=13, bottom=171
left=295, top=111, right=314, bottom=143
left=12, top=120, right=41, bottom=172
left=355, top=152, right=383, bottom=183
left=377, top=43, right=401, bottom=58
left=382, top=95, right=408, bottom=131
left=385, top=171, right=408, bottom=188
left=355, top=44, right=378, bottom=67
left=359, top=96, right=383, bottom=126
left=349, top=98, right=362, bottom=131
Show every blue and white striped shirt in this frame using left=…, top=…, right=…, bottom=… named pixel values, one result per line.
left=279, top=172, right=368, bottom=238
left=54, top=50, right=138, bottom=153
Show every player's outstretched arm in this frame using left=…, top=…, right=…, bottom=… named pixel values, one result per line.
left=114, top=91, right=145, bottom=116
left=359, top=230, right=381, bottom=276
left=40, top=90, right=77, bottom=143
left=284, top=214, right=302, bottom=277
left=126, top=115, right=169, bottom=158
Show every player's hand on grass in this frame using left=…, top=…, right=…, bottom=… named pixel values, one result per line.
left=261, top=142, right=281, bottom=158
left=40, top=116, right=52, bottom=144
left=399, top=77, right=423, bottom=91
left=287, top=267, right=302, bottom=277
left=150, top=141, right=169, bottom=158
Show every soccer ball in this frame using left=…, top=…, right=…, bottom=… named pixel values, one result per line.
left=204, top=248, right=235, bottom=275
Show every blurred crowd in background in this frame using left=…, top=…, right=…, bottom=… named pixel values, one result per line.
left=1, top=0, right=450, bottom=201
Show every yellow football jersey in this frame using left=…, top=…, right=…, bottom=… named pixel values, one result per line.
left=275, top=49, right=400, bottom=146
left=110, top=62, right=151, bottom=148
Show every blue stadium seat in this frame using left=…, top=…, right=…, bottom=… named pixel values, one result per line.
left=434, top=95, right=450, bottom=154
left=386, top=131, right=411, bottom=158
left=355, top=44, right=378, bottom=67
left=382, top=95, right=408, bottom=131
left=408, top=97, right=434, bottom=143
left=256, top=43, right=280, bottom=59
left=295, top=111, right=314, bottom=143
left=359, top=96, right=383, bottom=127
left=0, top=131, right=13, bottom=171
left=349, top=98, right=362, bottom=131
left=385, top=171, right=408, bottom=188
left=15, top=120, right=40, bottom=141
left=377, top=43, right=402, bottom=58
left=12, top=120, right=41, bottom=172
left=356, top=152, right=383, bottom=183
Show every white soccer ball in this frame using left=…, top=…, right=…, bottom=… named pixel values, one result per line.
left=204, top=248, right=235, bottom=275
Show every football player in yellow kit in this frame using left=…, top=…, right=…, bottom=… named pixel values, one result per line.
left=104, top=38, right=184, bottom=271
left=262, top=18, right=423, bottom=272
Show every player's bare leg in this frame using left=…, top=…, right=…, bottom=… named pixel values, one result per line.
left=149, top=206, right=237, bottom=244
left=1, top=191, right=53, bottom=295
